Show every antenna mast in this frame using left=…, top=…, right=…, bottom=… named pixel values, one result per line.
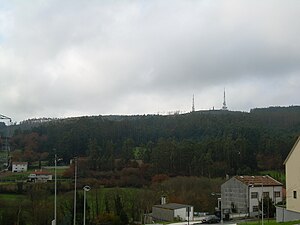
left=222, top=89, right=228, bottom=111
left=192, top=94, right=195, bottom=112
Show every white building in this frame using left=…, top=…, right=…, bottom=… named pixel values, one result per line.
left=276, top=136, right=300, bottom=222
left=152, top=203, right=194, bottom=222
left=221, top=175, right=283, bottom=217
left=12, top=162, right=28, bottom=172
left=28, top=171, right=53, bottom=182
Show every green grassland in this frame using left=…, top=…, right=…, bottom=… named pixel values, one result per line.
left=239, top=219, right=300, bottom=225
left=0, top=193, right=27, bottom=201
left=259, top=171, right=286, bottom=185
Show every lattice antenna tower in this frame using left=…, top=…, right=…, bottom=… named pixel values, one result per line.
left=192, top=94, right=195, bottom=112
left=222, top=89, right=228, bottom=111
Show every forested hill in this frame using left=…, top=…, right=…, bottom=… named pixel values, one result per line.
left=5, top=106, right=300, bottom=177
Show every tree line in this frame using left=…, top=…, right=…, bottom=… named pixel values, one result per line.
left=3, top=106, right=300, bottom=178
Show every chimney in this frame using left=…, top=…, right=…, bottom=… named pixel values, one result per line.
left=161, top=196, right=166, bottom=205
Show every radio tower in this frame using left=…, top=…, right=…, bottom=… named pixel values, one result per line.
left=222, top=89, right=228, bottom=111
left=192, top=94, right=195, bottom=112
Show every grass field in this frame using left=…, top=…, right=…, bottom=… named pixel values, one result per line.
left=238, top=219, right=300, bottom=225
left=0, top=193, right=27, bottom=202
left=259, top=171, right=285, bottom=184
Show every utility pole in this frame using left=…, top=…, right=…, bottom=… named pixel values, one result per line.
left=262, top=183, right=264, bottom=225
left=73, top=157, right=77, bottom=225
left=54, top=153, right=57, bottom=225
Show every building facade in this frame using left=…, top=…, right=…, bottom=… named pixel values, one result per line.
left=284, top=136, right=300, bottom=212
left=28, top=171, right=53, bottom=182
left=152, top=203, right=193, bottom=222
left=277, top=136, right=300, bottom=222
left=12, top=162, right=28, bottom=172
left=221, top=175, right=283, bottom=217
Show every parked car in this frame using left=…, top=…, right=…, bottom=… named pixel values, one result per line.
left=201, top=215, right=220, bottom=224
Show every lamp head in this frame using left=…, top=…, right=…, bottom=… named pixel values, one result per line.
left=83, top=185, right=91, bottom=192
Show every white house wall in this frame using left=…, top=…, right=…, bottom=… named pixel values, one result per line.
left=249, top=186, right=282, bottom=216
left=285, top=138, right=300, bottom=212
left=152, top=206, right=193, bottom=222
left=12, top=164, right=28, bottom=172
left=222, top=177, right=282, bottom=217
left=174, top=207, right=193, bottom=221
left=152, top=207, right=174, bottom=221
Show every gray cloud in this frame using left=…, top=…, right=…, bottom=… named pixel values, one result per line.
left=0, top=0, right=299, bottom=122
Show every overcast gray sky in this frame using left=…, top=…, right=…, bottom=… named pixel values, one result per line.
left=0, top=0, right=299, bottom=122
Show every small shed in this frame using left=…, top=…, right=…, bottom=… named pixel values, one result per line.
left=152, top=203, right=193, bottom=222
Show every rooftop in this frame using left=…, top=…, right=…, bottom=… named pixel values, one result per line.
left=235, top=175, right=283, bottom=186
left=12, top=162, right=28, bottom=165
left=153, top=203, right=192, bottom=210
left=30, top=171, right=52, bottom=175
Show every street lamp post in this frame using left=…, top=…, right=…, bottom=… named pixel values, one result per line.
left=52, top=153, right=58, bottom=225
left=252, top=183, right=264, bottom=225
left=83, top=186, right=91, bottom=225
left=211, top=192, right=222, bottom=223
left=53, top=153, right=62, bottom=225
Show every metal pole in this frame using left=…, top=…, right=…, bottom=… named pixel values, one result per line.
left=83, top=189, right=86, bottom=225
left=73, top=158, right=77, bottom=225
left=262, top=183, right=264, bottom=225
left=83, top=186, right=91, bottom=225
left=54, top=154, right=57, bottom=225
left=187, top=207, right=189, bottom=225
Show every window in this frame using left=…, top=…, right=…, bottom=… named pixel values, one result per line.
left=294, top=191, right=297, bottom=199
left=253, top=206, right=259, bottom=212
left=274, top=191, right=281, bottom=198
left=251, top=192, right=258, bottom=199
left=263, top=192, right=269, bottom=198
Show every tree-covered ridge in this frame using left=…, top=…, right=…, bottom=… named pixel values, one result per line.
left=4, top=106, right=300, bottom=179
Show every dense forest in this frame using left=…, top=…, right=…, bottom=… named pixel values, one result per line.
left=2, top=106, right=300, bottom=180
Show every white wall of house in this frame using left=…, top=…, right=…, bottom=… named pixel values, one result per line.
left=12, top=163, right=28, bottom=172
left=28, top=173, right=53, bottom=182
left=152, top=205, right=193, bottom=222
left=222, top=177, right=283, bottom=217
left=174, top=207, right=193, bottom=221
left=285, top=137, right=300, bottom=212
left=249, top=186, right=282, bottom=216
left=152, top=207, right=174, bottom=221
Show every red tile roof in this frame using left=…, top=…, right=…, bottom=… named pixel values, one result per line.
left=31, top=171, right=52, bottom=175
left=235, top=175, right=283, bottom=186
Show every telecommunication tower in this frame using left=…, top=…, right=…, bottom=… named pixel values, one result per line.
left=192, top=94, right=195, bottom=112
left=222, top=89, right=228, bottom=111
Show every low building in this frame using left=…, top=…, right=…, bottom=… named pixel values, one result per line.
left=276, top=136, right=300, bottom=222
left=221, top=175, right=283, bottom=218
left=152, top=203, right=193, bottom=222
left=12, top=162, right=28, bottom=172
left=28, top=171, right=53, bottom=182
